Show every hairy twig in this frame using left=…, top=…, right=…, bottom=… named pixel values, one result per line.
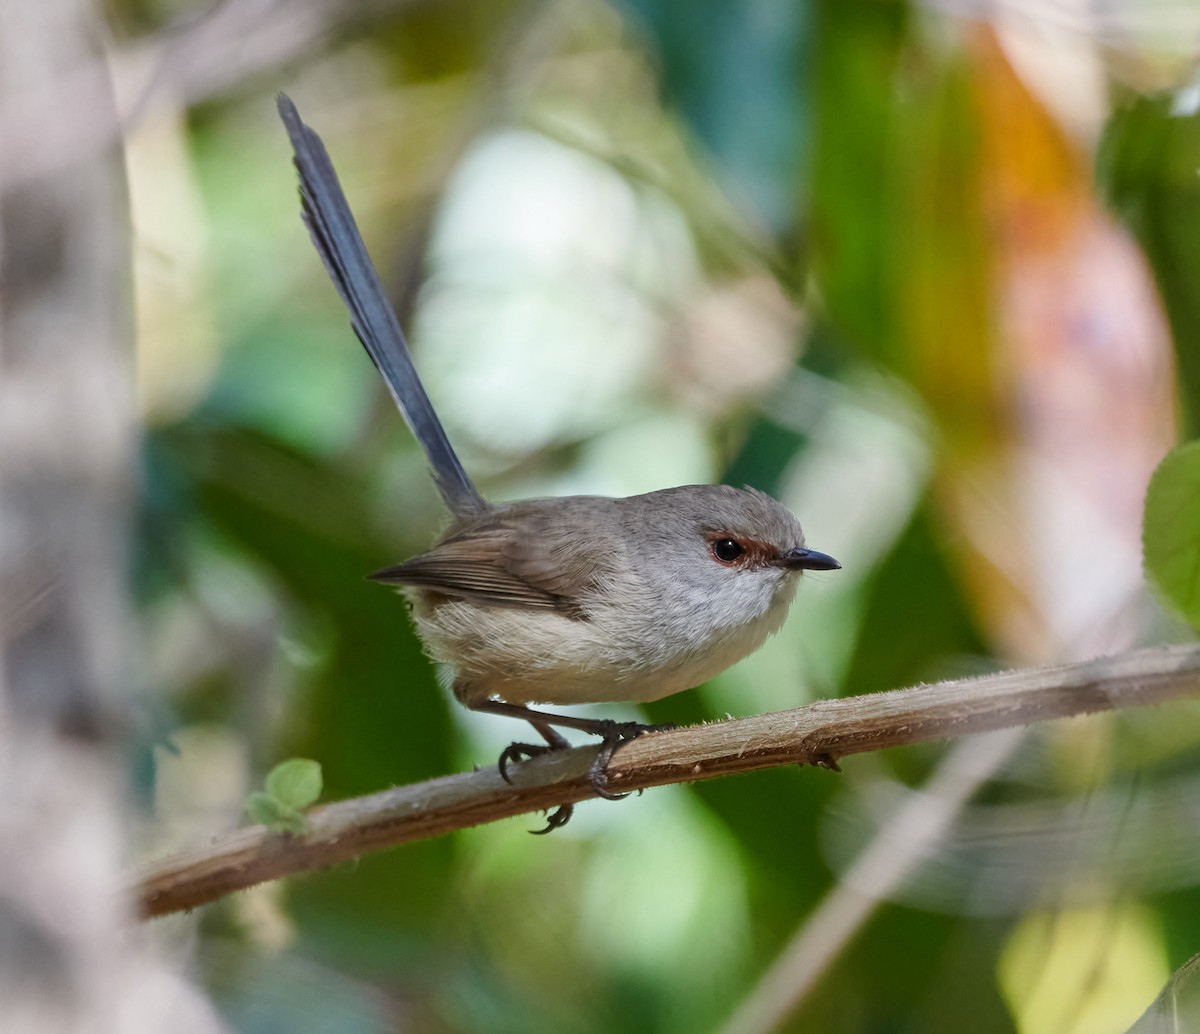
left=135, top=643, right=1200, bottom=918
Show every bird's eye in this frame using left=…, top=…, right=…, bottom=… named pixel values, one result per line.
left=711, top=537, right=745, bottom=564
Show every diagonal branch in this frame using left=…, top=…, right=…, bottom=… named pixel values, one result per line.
left=134, top=643, right=1200, bottom=918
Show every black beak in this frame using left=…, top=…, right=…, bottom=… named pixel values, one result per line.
left=778, top=547, right=841, bottom=572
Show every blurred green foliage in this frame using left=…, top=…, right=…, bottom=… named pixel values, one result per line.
left=1100, top=93, right=1200, bottom=433
left=129, top=0, right=1200, bottom=1032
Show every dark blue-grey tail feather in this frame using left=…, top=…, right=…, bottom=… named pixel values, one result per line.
left=277, top=94, right=487, bottom=518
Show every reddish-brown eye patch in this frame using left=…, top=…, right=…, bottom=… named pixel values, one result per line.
left=707, top=534, right=780, bottom=569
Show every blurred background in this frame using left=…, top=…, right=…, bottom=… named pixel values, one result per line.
left=6, top=0, right=1200, bottom=1030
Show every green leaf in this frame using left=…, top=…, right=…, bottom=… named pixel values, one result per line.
left=1143, top=441, right=1200, bottom=626
left=264, top=758, right=323, bottom=810
left=244, top=790, right=279, bottom=826
left=244, top=791, right=307, bottom=834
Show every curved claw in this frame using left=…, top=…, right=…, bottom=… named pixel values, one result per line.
left=498, top=742, right=553, bottom=784
left=529, top=804, right=574, bottom=835
left=589, top=737, right=632, bottom=800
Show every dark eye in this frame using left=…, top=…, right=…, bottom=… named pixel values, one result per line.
left=711, top=537, right=745, bottom=564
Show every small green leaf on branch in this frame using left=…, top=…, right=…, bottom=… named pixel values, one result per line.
left=245, top=759, right=323, bottom=834
left=1144, top=441, right=1200, bottom=627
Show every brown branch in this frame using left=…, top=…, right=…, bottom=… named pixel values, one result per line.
left=135, top=643, right=1200, bottom=918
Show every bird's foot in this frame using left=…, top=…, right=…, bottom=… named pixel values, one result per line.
left=529, top=804, right=574, bottom=836
left=497, top=739, right=575, bottom=835
left=497, top=719, right=679, bottom=833
left=587, top=721, right=679, bottom=800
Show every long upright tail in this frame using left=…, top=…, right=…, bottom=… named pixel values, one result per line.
left=277, top=94, right=488, bottom=518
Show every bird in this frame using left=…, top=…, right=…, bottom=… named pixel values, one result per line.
left=277, top=95, right=840, bottom=829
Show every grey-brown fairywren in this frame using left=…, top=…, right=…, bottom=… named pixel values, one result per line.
left=278, top=96, right=840, bottom=830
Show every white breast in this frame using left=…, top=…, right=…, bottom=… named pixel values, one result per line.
left=408, top=567, right=799, bottom=706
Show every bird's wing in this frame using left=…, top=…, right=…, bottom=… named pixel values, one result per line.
left=369, top=503, right=617, bottom=619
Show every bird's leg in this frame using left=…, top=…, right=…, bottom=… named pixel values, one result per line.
left=470, top=699, right=678, bottom=813
left=477, top=708, right=575, bottom=835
